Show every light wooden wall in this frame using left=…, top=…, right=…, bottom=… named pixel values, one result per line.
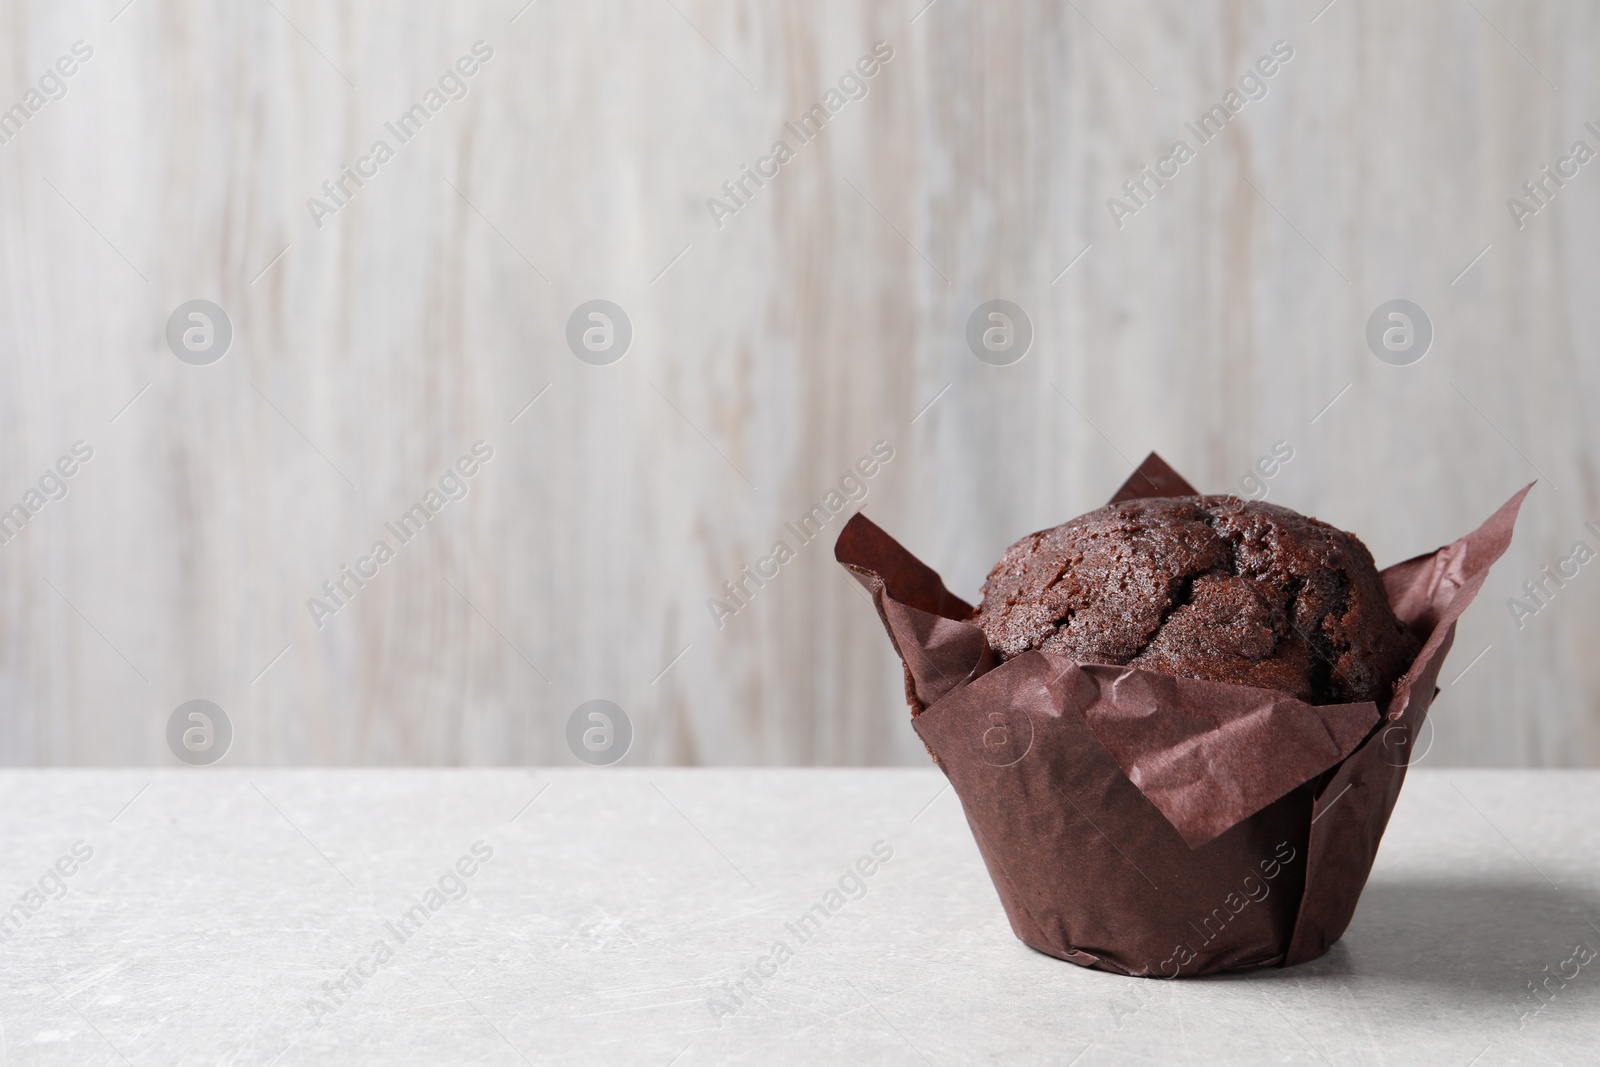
left=1, top=0, right=1595, bottom=766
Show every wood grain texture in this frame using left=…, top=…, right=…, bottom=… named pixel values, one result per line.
left=0, top=0, right=1595, bottom=766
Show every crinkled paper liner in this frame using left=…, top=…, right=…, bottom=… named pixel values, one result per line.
left=836, top=453, right=1529, bottom=977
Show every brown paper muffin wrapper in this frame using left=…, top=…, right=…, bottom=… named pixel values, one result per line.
left=836, top=454, right=1530, bottom=976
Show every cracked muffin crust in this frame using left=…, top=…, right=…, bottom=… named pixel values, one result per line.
left=974, top=496, right=1420, bottom=706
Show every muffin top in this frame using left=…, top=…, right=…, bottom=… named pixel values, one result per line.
left=974, top=495, right=1419, bottom=706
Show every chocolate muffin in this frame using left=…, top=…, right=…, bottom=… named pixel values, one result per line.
left=974, top=496, right=1419, bottom=706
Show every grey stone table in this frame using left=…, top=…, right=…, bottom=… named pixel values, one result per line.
left=0, top=769, right=1596, bottom=1066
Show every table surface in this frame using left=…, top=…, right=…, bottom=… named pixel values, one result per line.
left=0, top=769, right=1595, bottom=1066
